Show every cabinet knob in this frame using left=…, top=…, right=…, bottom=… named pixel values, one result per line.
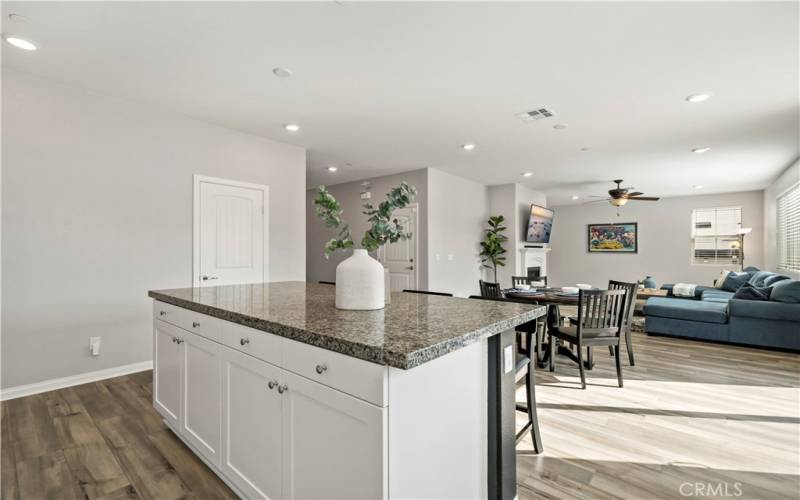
left=315, top=364, right=327, bottom=374
left=171, top=336, right=177, bottom=343
left=192, top=321, right=200, bottom=328
left=160, top=311, right=167, bottom=316
left=175, top=338, right=184, bottom=344
left=240, top=337, right=250, bottom=346
left=277, top=384, right=288, bottom=394
left=268, top=380, right=277, bottom=390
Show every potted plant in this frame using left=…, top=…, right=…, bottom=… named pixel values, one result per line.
left=480, top=215, right=508, bottom=284
left=314, top=182, right=417, bottom=310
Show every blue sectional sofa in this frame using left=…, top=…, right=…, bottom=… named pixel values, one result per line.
left=644, top=270, right=800, bottom=351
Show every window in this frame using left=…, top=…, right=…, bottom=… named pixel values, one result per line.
left=692, top=207, right=742, bottom=265
left=777, top=182, right=800, bottom=271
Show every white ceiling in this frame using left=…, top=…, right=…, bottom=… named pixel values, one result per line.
left=3, top=1, right=798, bottom=205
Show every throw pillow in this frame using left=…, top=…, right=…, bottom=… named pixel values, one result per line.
left=721, top=272, right=749, bottom=292
left=764, top=274, right=791, bottom=287
left=748, top=270, right=775, bottom=287
left=714, top=270, right=731, bottom=289
left=743, top=266, right=761, bottom=274
left=770, top=280, right=800, bottom=304
left=732, top=283, right=772, bottom=301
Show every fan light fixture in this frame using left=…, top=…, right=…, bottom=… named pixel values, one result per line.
left=610, top=198, right=628, bottom=207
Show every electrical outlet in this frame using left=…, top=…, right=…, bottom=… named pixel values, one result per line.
left=89, top=336, right=101, bottom=356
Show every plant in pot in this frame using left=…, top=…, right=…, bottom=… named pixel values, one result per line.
left=314, top=182, right=417, bottom=310
left=480, top=215, right=508, bottom=284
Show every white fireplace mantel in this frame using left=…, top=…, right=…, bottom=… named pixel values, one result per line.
left=518, top=245, right=550, bottom=278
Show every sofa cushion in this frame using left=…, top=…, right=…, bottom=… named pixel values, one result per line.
left=732, top=283, right=772, bottom=301
left=748, top=271, right=776, bottom=287
left=770, top=280, right=800, bottom=304
left=644, top=297, right=729, bottom=324
left=764, top=274, right=791, bottom=287
left=729, top=298, right=800, bottom=322
left=701, top=290, right=734, bottom=303
left=721, top=272, right=749, bottom=292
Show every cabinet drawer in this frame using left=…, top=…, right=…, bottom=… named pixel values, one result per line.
left=283, top=338, right=387, bottom=406
left=153, top=301, right=222, bottom=342
left=221, top=322, right=283, bottom=366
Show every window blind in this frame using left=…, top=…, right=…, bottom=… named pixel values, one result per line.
left=692, top=207, right=742, bottom=265
left=777, top=182, right=800, bottom=272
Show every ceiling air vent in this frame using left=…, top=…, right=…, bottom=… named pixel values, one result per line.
left=516, top=107, right=556, bottom=122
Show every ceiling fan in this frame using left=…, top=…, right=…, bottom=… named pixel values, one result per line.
left=588, top=179, right=660, bottom=207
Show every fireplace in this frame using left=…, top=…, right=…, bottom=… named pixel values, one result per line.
left=527, top=267, right=542, bottom=279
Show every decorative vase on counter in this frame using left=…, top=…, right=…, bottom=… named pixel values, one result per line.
left=643, top=276, right=657, bottom=289
left=335, top=249, right=385, bottom=310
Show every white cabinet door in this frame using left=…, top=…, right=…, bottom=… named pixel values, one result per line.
left=154, top=320, right=182, bottom=429
left=281, top=370, right=387, bottom=500
left=181, top=331, right=222, bottom=466
left=221, top=347, right=284, bottom=500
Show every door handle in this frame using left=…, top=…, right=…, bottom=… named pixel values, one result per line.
left=201, top=275, right=219, bottom=281
left=405, top=266, right=414, bottom=270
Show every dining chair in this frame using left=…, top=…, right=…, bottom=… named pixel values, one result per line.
left=548, top=289, right=627, bottom=389
left=469, top=296, right=543, bottom=453
left=402, top=289, right=454, bottom=297
left=607, top=280, right=638, bottom=366
left=511, top=275, right=548, bottom=287
left=479, top=280, right=503, bottom=298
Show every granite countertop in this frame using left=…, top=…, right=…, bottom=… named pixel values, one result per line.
left=148, top=282, right=546, bottom=370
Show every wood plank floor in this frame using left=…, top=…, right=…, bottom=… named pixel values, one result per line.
left=2, top=331, right=798, bottom=499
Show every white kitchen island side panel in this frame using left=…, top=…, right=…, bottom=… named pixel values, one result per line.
left=387, top=339, right=488, bottom=499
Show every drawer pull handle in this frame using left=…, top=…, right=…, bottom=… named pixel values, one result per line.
left=160, top=311, right=167, bottom=316
left=268, top=380, right=278, bottom=390
left=240, top=337, right=250, bottom=346
left=315, top=364, right=328, bottom=374
left=192, top=321, right=200, bottom=328
left=277, top=384, right=288, bottom=394
left=175, top=338, right=184, bottom=345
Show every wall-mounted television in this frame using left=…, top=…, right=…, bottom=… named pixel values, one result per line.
left=526, top=204, right=554, bottom=243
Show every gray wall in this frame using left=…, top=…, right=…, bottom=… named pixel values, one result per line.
left=427, top=169, right=488, bottom=297
left=763, top=159, right=800, bottom=279
left=548, top=191, right=765, bottom=288
left=306, top=169, right=428, bottom=287
left=2, top=70, right=307, bottom=389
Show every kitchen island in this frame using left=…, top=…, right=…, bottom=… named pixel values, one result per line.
left=148, top=282, right=546, bottom=500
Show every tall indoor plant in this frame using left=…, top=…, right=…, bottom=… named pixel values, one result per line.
left=314, top=182, right=417, bottom=310
left=480, top=215, right=508, bottom=284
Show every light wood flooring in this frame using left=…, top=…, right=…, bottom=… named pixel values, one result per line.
left=2, top=331, right=798, bottom=500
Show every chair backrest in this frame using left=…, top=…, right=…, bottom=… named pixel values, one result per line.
left=403, top=289, right=454, bottom=297
left=479, top=280, right=503, bottom=298
left=575, top=289, right=627, bottom=340
left=608, top=280, right=638, bottom=332
left=511, top=275, right=548, bottom=287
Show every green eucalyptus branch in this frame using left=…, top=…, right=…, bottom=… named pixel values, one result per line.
left=314, top=185, right=354, bottom=258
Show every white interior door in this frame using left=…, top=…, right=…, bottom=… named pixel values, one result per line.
left=194, top=175, right=268, bottom=287
left=378, top=206, right=417, bottom=291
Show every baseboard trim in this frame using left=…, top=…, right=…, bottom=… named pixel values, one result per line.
left=1, top=361, right=153, bottom=401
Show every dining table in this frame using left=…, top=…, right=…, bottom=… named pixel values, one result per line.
left=504, top=287, right=590, bottom=369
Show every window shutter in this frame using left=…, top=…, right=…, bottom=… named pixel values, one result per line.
left=777, top=182, right=800, bottom=272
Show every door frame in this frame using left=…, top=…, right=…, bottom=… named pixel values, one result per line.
left=192, top=174, right=270, bottom=288
left=377, top=203, right=419, bottom=290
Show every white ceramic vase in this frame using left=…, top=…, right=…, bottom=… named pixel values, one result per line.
left=335, top=249, right=385, bottom=310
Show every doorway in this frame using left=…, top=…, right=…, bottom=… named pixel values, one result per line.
left=377, top=205, right=418, bottom=291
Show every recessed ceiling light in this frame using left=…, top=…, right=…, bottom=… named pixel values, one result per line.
left=462, top=143, right=476, bottom=151
left=4, top=35, right=36, bottom=50
left=327, top=165, right=338, bottom=172
left=522, top=172, right=533, bottom=177
left=571, top=195, right=580, bottom=200
left=272, top=67, right=293, bottom=78
left=693, top=185, right=704, bottom=189
left=686, top=93, right=712, bottom=103
left=692, top=147, right=711, bottom=154
left=8, top=14, right=30, bottom=23
left=553, top=123, right=569, bottom=130
left=284, top=123, right=300, bottom=132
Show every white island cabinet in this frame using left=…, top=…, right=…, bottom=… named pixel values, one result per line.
left=150, top=282, right=545, bottom=500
